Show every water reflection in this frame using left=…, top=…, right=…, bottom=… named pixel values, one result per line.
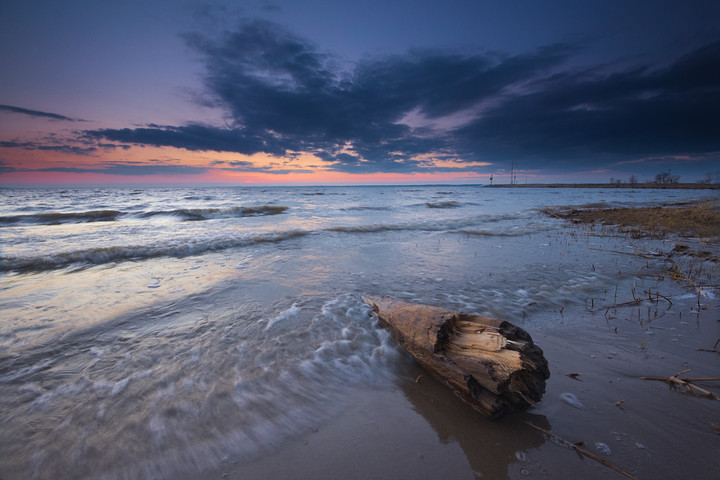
left=399, top=363, right=550, bottom=480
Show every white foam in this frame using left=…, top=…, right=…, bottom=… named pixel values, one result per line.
left=30, top=378, right=88, bottom=411
left=89, top=347, right=104, bottom=357
left=92, top=369, right=154, bottom=397
left=265, top=302, right=302, bottom=330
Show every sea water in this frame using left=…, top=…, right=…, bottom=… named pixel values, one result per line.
left=1, top=185, right=717, bottom=479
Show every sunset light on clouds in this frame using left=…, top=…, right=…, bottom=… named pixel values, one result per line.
left=1, top=0, right=719, bottom=185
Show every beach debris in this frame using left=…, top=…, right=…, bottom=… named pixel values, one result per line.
left=565, top=373, right=583, bottom=381
left=560, top=392, right=584, bottom=409
left=588, top=247, right=661, bottom=260
left=641, top=369, right=719, bottom=399
left=364, top=296, right=549, bottom=418
left=666, top=262, right=710, bottom=297
left=697, top=338, right=720, bottom=354
left=615, top=399, right=628, bottom=408
left=523, top=422, right=637, bottom=480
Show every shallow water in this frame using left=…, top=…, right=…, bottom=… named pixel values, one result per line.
left=1, top=185, right=718, bottom=479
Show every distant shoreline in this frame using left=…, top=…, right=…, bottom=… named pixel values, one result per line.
left=484, top=182, right=720, bottom=189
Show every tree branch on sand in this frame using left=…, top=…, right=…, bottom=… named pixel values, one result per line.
left=364, top=296, right=549, bottom=418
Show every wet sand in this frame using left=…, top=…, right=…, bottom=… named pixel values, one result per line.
left=188, top=237, right=719, bottom=479
left=191, top=312, right=718, bottom=479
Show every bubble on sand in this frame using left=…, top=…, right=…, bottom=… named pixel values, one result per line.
left=595, top=442, right=612, bottom=455
left=560, top=392, right=583, bottom=409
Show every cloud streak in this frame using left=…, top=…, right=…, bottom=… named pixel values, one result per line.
left=0, top=104, right=80, bottom=121
left=0, top=140, right=98, bottom=156
left=1, top=162, right=208, bottom=176
left=83, top=19, right=720, bottom=176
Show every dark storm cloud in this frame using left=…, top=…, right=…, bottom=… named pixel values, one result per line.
left=83, top=123, right=291, bottom=156
left=0, top=104, right=79, bottom=121
left=454, top=41, right=720, bottom=166
left=84, top=20, right=720, bottom=174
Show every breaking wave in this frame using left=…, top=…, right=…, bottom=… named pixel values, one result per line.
left=140, top=205, right=288, bottom=221
left=0, top=230, right=308, bottom=272
left=0, top=210, right=123, bottom=225
left=0, top=205, right=288, bottom=226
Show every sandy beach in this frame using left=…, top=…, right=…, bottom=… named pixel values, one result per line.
left=185, top=200, right=720, bottom=480
left=2, top=187, right=718, bottom=480
left=188, top=298, right=719, bottom=480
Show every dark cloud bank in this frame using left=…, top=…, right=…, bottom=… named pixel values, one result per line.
left=85, top=19, right=720, bottom=177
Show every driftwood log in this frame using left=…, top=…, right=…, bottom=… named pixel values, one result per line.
left=364, top=296, right=549, bottom=418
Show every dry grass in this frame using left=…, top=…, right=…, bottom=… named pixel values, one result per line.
left=543, top=201, right=720, bottom=240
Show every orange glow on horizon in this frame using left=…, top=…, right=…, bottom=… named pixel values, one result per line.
left=0, top=144, right=492, bottom=185
left=0, top=166, right=488, bottom=186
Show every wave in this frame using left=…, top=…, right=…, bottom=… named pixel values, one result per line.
left=425, top=201, right=461, bottom=209
left=0, top=230, right=308, bottom=273
left=328, top=212, right=532, bottom=234
left=340, top=206, right=392, bottom=211
left=0, top=210, right=123, bottom=226
left=182, top=195, right=217, bottom=201
left=0, top=205, right=288, bottom=226
left=1, top=211, right=540, bottom=273
left=140, top=205, right=288, bottom=221
left=458, top=224, right=554, bottom=237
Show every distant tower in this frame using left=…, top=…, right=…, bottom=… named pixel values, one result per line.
left=489, top=174, right=493, bottom=185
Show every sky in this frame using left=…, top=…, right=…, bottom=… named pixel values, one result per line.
left=1, top=0, right=719, bottom=185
